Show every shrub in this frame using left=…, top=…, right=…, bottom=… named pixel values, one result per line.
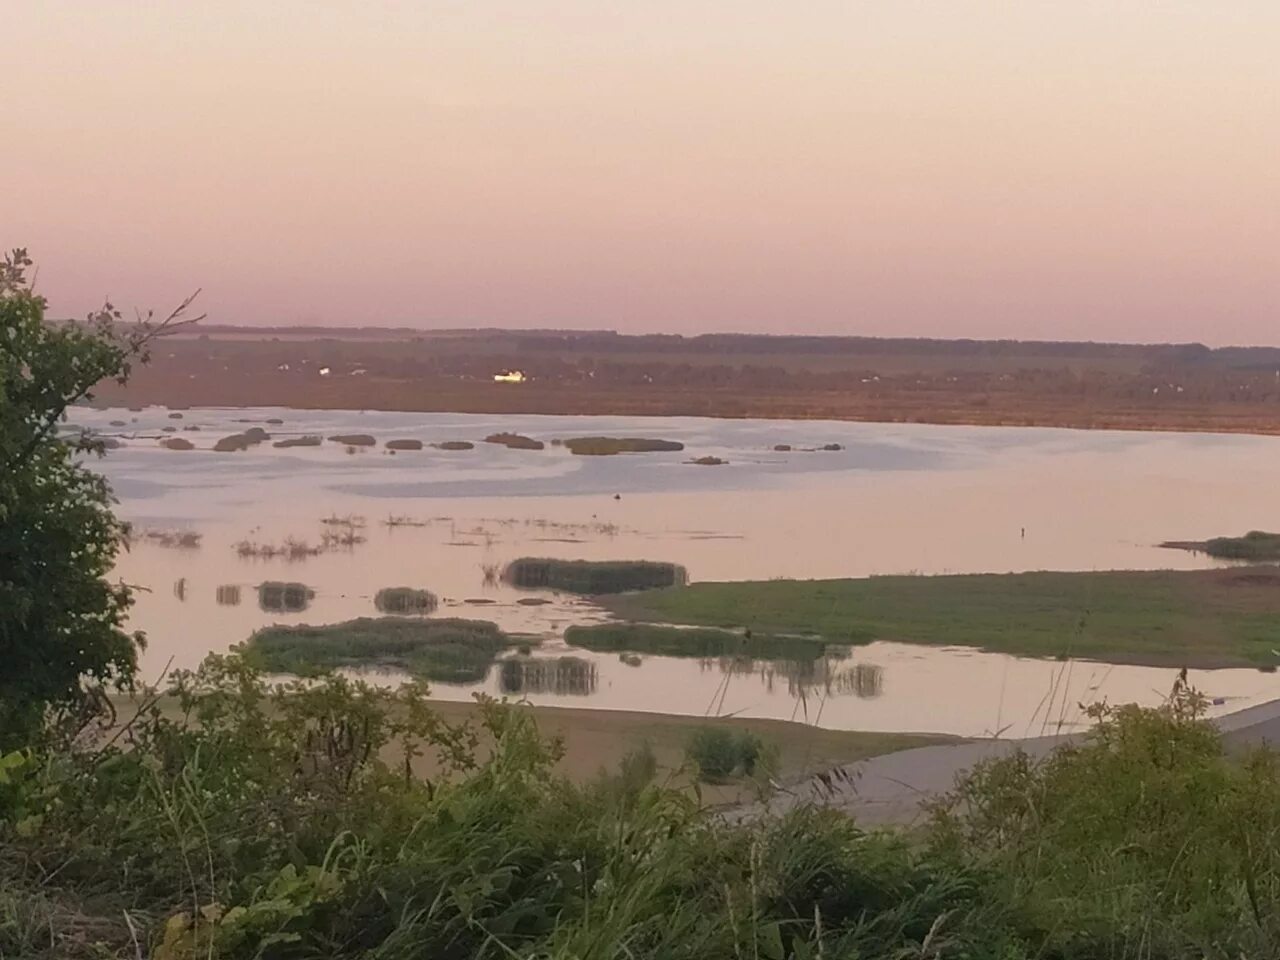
left=684, top=726, right=774, bottom=782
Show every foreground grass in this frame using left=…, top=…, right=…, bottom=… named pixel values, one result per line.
left=243, top=616, right=514, bottom=682
left=601, top=567, right=1280, bottom=667
left=8, top=660, right=1280, bottom=959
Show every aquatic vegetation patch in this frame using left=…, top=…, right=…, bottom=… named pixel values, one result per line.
left=562, top=436, right=685, bottom=455
left=257, top=580, right=315, bottom=612
left=374, top=586, right=439, bottom=614
left=1162, top=530, right=1280, bottom=561
left=243, top=616, right=514, bottom=682
left=328, top=433, right=377, bottom=446
left=484, top=432, right=545, bottom=450
left=272, top=435, right=322, bottom=448
left=432, top=440, right=475, bottom=450
left=504, top=557, right=687, bottom=594
left=385, top=438, right=424, bottom=450
left=565, top=622, right=827, bottom=660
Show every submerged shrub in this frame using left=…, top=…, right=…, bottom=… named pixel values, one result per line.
left=503, top=558, right=688, bottom=594
left=243, top=616, right=511, bottom=682
left=562, top=436, right=685, bottom=455
left=257, top=580, right=314, bottom=612
left=374, top=586, right=438, bottom=614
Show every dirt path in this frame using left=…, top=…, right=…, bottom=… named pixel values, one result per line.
left=737, top=698, right=1280, bottom=827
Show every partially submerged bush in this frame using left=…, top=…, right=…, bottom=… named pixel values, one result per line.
left=374, top=586, right=438, bottom=614
left=272, top=435, right=322, bottom=448
left=565, top=622, right=826, bottom=660
left=563, top=436, right=685, bottom=456
left=243, top=616, right=512, bottom=682
left=257, top=580, right=314, bottom=612
left=484, top=432, right=545, bottom=450
left=327, top=433, right=376, bottom=446
left=504, top=558, right=687, bottom=594
left=213, top=432, right=255, bottom=452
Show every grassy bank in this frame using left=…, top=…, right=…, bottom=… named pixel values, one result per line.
left=243, top=616, right=514, bottom=682
left=1163, top=530, right=1280, bottom=561
left=599, top=567, right=1280, bottom=667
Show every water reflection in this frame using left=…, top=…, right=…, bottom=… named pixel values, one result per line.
left=215, top=584, right=241, bottom=606
left=701, top=655, right=884, bottom=699
left=498, top=657, right=599, bottom=696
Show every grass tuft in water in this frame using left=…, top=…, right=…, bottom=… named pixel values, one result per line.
left=242, top=616, right=513, bottom=682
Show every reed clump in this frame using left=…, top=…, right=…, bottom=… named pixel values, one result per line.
left=243, top=616, right=512, bottom=682
left=503, top=558, right=688, bottom=594
left=374, top=586, right=438, bottom=614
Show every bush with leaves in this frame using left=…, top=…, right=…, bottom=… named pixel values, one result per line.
left=0, top=249, right=200, bottom=746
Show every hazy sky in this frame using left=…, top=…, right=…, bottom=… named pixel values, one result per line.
left=6, top=2, right=1278, bottom=343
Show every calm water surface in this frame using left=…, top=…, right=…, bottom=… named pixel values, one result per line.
left=76, top=405, right=1280, bottom=736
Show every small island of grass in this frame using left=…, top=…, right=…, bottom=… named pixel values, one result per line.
left=258, top=581, right=314, bottom=612
left=242, top=616, right=515, bottom=682
left=374, top=586, right=438, bottom=614
left=272, top=435, right=322, bottom=448
left=328, top=433, right=377, bottom=447
left=484, top=432, right=545, bottom=450
left=1162, top=530, right=1280, bottom=561
left=562, top=436, right=685, bottom=456
left=503, top=558, right=688, bottom=594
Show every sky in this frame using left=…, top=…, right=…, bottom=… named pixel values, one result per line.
left=5, top=2, right=1278, bottom=343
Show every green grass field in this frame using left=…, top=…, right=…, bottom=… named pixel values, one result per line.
left=600, top=567, right=1280, bottom=667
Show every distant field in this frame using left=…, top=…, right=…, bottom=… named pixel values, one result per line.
left=89, top=327, right=1280, bottom=436
left=600, top=568, right=1280, bottom=668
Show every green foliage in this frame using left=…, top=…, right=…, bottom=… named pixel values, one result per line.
left=373, top=586, right=438, bottom=614
left=504, top=557, right=688, bottom=594
left=930, top=688, right=1280, bottom=956
left=0, top=249, right=198, bottom=747
left=602, top=567, right=1280, bottom=666
left=562, top=436, right=684, bottom=455
left=685, top=726, right=775, bottom=783
left=2, top=660, right=1280, bottom=958
left=258, top=581, right=315, bottom=612
left=243, top=616, right=513, bottom=682
left=1203, top=530, right=1280, bottom=560
left=566, top=621, right=827, bottom=659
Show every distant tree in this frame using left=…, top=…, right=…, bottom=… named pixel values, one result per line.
left=0, top=249, right=199, bottom=746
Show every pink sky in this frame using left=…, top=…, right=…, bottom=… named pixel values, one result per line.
left=6, top=2, right=1278, bottom=343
